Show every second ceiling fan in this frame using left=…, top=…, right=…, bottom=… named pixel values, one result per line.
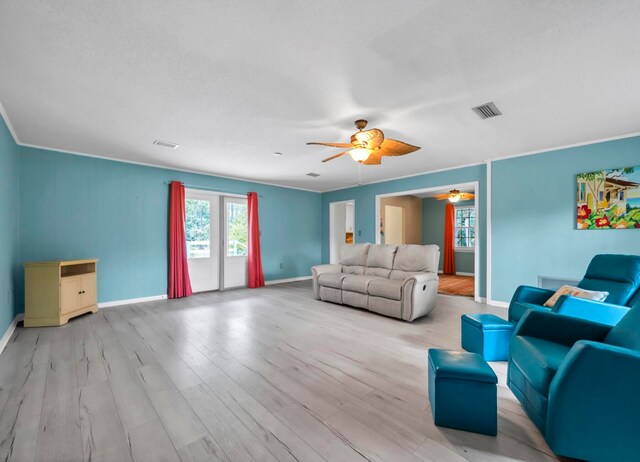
left=307, top=119, right=420, bottom=165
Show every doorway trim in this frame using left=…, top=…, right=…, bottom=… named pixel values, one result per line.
left=374, top=181, right=481, bottom=302
left=329, top=199, right=355, bottom=264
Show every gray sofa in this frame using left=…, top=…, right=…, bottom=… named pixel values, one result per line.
left=311, top=243, right=440, bottom=322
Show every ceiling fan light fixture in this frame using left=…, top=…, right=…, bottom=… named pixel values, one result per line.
left=349, top=147, right=371, bottom=163
left=448, top=189, right=462, bottom=203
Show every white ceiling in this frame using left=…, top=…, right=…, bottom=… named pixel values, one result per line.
left=1, top=1, right=640, bottom=192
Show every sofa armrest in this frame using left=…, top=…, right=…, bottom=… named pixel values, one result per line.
left=401, top=272, right=439, bottom=321
left=311, top=264, right=342, bottom=299
left=545, top=341, right=640, bottom=460
left=553, top=295, right=630, bottom=326
left=405, top=272, right=439, bottom=285
left=513, top=310, right=612, bottom=347
left=511, top=285, right=556, bottom=305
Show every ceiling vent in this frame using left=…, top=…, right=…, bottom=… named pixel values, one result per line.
left=471, top=102, right=502, bottom=120
left=154, top=140, right=179, bottom=149
left=306, top=172, right=320, bottom=177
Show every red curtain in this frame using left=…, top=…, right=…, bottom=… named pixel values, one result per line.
left=443, top=203, right=456, bottom=275
left=168, top=181, right=193, bottom=298
left=247, top=192, right=265, bottom=288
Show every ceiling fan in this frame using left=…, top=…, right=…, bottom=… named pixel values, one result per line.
left=433, top=189, right=475, bottom=203
left=306, top=119, right=420, bottom=165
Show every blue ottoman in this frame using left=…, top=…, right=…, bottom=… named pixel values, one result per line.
left=428, top=349, right=498, bottom=436
left=461, top=313, right=514, bottom=361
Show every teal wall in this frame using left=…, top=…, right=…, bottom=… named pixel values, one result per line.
left=18, top=147, right=321, bottom=306
left=321, top=164, right=487, bottom=297
left=422, top=198, right=475, bottom=274
left=491, top=136, right=640, bottom=302
left=0, top=116, right=20, bottom=333
left=5, top=107, right=640, bottom=328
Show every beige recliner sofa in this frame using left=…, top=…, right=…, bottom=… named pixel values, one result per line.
left=311, top=243, right=440, bottom=322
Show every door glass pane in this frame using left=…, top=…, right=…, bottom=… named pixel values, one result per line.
left=186, top=199, right=210, bottom=258
left=227, top=202, right=248, bottom=257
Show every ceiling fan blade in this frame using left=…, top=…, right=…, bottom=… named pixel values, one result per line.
left=377, top=139, right=421, bottom=157
left=362, top=152, right=382, bottom=165
left=321, top=151, right=350, bottom=163
left=459, top=193, right=475, bottom=200
left=307, top=142, right=353, bottom=149
left=433, top=193, right=450, bottom=200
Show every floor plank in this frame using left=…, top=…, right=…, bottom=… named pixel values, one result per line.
left=0, top=281, right=559, bottom=462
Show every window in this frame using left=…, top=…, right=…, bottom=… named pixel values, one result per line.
left=454, top=206, right=475, bottom=251
left=185, top=199, right=211, bottom=258
left=619, top=191, right=625, bottom=201
left=226, top=202, right=248, bottom=257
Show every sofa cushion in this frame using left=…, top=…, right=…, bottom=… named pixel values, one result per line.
left=365, top=267, right=391, bottom=278
left=339, top=244, right=370, bottom=266
left=342, top=265, right=365, bottom=275
left=393, top=244, right=439, bottom=273
left=317, top=272, right=347, bottom=289
left=368, top=278, right=403, bottom=301
left=366, top=245, right=397, bottom=269
left=342, top=275, right=376, bottom=294
left=510, top=336, right=571, bottom=396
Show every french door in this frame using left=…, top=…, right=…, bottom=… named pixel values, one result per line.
left=185, top=190, right=220, bottom=292
left=185, top=190, right=248, bottom=292
left=222, top=196, right=248, bottom=289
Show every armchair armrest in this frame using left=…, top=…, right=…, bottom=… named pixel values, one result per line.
left=513, top=310, right=612, bottom=347
left=311, top=264, right=342, bottom=299
left=511, top=285, right=556, bottom=305
left=545, top=341, right=640, bottom=460
left=553, top=295, right=630, bottom=326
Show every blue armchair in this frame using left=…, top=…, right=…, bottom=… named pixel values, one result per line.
left=509, top=254, right=640, bottom=326
left=508, top=305, right=640, bottom=462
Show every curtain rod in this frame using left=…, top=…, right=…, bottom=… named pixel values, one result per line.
left=164, top=181, right=263, bottom=198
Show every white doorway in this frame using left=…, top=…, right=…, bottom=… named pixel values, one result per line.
left=185, top=190, right=248, bottom=292
left=185, top=189, right=220, bottom=292
left=329, top=200, right=355, bottom=264
left=222, top=196, right=248, bottom=289
left=375, top=182, right=481, bottom=302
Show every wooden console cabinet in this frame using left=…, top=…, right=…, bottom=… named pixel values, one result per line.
left=24, top=259, right=99, bottom=327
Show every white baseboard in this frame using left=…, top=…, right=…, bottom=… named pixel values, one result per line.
left=489, top=300, right=510, bottom=309
left=437, top=270, right=475, bottom=276
left=0, top=313, right=24, bottom=355
left=98, top=294, right=168, bottom=308
left=265, top=276, right=312, bottom=286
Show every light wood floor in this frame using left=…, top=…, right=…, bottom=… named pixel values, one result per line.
left=0, top=281, right=560, bottom=462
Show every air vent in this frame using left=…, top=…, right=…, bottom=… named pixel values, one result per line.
left=471, top=102, right=502, bottom=120
left=306, top=172, right=320, bottom=177
left=154, top=140, right=179, bottom=149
